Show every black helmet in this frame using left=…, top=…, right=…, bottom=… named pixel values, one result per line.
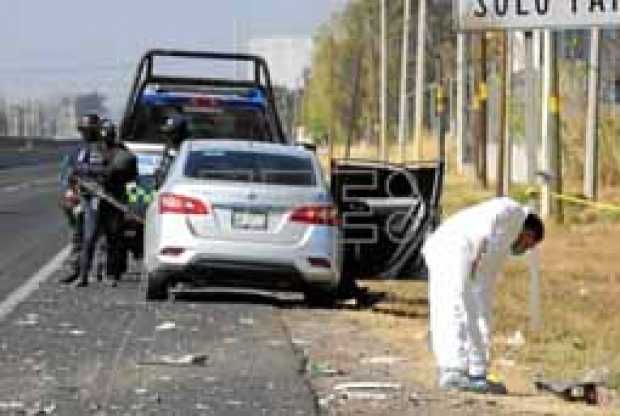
left=161, top=115, right=190, bottom=148
left=77, top=113, right=101, bottom=141
left=100, top=119, right=117, bottom=145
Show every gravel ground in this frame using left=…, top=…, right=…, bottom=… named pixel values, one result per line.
left=0, top=269, right=317, bottom=415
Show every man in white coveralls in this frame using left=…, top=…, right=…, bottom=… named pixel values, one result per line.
left=422, top=197, right=545, bottom=393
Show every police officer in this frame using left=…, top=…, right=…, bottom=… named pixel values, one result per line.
left=59, top=113, right=106, bottom=286
left=99, top=120, right=138, bottom=286
left=58, top=147, right=83, bottom=283
left=155, top=115, right=190, bottom=188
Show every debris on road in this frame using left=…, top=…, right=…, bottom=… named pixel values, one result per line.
left=495, top=358, right=516, bottom=367
left=0, top=401, right=24, bottom=411
left=506, top=330, right=525, bottom=349
left=333, top=382, right=402, bottom=401
left=137, top=353, right=209, bottom=367
left=155, top=321, right=176, bottom=331
left=14, top=313, right=39, bottom=326
left=238, top=317, right=255, bottom=326
left=307, top=361, right=346, bottom=378
left=360, top=356, right=405, bottom=365
left=534, top=379, right=614, bottom=406
left=31, top=401, right=56, bottom=415
left=291, top=338, right=310, bottom=348
left=408, top=392, right=442, bottom=406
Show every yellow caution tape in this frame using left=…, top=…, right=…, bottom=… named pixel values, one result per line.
left=550, top=192, right=620, bottom=213
left=526, top=187, right=620, bottom=213
left=548, top=96, right=560, bottom=114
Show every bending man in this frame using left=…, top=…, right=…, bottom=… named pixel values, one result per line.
left=422, top=197, right=544, bottom=393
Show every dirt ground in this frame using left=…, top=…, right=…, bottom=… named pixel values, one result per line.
left=287, top=165, right=620, bottom=415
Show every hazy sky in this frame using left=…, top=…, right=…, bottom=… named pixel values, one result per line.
left=0, top=0, right=343, bottom=114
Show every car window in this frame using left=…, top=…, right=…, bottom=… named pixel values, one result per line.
left=184, top=150, right=316, bottom=186
left=131, top=103, right=272, bottom=142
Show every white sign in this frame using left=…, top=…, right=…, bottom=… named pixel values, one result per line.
left=455, top=0, right=620, bottom=31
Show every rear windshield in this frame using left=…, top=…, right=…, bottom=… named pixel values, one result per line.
left=184, top=150, right=316, bottom=186
left=130, top=104, right=273, bottom=142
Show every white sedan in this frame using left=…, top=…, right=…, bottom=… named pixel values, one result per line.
left=143, top=140, right=342, bottom=301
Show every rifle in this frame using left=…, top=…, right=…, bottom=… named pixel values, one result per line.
left=77, top=178, right=145, bottom=225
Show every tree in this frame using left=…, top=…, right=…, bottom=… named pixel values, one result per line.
left=303, top=0, right=453, bottom=149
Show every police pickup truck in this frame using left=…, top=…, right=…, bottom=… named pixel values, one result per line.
left=119, top=49, right=445, bottom=293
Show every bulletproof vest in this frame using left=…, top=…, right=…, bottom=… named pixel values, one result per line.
left=105, top=147, right=138, bottom=198
left=76, top=142, right=106, bottom=185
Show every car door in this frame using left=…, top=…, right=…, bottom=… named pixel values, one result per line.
left=330, top=159, right=444, bottom=280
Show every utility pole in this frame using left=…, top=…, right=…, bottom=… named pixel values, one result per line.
left=541, top=30, right=563, bottom=222
left=503, top=31, right=513, bottom=193
left=456, top=33, right=466, bottom=174
left=380, top=0, right=388, bottom=161
left=585, top=28, right=600, bottom=200
left=346, top=49, right=363, bottom=159
left=497, top=33, right=508, bottom=197
left=436, top=59, right=448, bottom=164
left=476, top=34, right=488, bottom=188
left=328, top=33, right=335, bottom=166
left=368, top=10, right=378, bottom=159
left=397, top=0, right=412, bottom=163
left=525, top=31, right=541, bottom=184
left=413, top=0, right=426, bottom=160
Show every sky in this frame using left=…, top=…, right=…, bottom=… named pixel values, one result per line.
left=0, top=0, right=345, bottom=115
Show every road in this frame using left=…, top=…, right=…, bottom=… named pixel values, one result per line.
left=0, top=140, right=317, bottom=415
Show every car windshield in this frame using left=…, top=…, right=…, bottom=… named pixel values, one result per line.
left=130, top=103, right=272, bottom=142
left=184, top=150, right=316, bottom=186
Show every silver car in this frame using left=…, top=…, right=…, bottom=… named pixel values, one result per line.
left=143, top=140, right=342, bottom=300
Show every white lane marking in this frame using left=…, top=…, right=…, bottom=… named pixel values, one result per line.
left=1, top=184, right=27, bottom=193
left=0, top=246, right=70, bottom=322
left=1, top=178, right=57, bottom=193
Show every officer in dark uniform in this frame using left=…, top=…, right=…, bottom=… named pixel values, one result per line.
left=59, top=147, right=83, bottom=283
left=71, top=114, right=109, bottom=287
left=155, top=115, right=190, bottom=188
left=99, top=120, right=138, bottom=286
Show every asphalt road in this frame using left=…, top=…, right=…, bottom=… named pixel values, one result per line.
left=0, top=140, right=318, bottom=415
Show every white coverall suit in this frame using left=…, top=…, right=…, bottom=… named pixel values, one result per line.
left=422, top=197, right=527, bottom=379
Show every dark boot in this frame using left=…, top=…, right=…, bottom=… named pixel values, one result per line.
left=104, top=276, right=119, bottom=287
left=73, top=275, right=89, bottom=287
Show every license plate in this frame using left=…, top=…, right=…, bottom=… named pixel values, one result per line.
left=231, top=211, right=267, bottom=230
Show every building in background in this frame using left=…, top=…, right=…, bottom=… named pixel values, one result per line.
left=247, top=36, right=313, bottom=140
left=247, top=36, right=313, bottom=90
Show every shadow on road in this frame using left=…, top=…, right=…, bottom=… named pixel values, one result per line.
left=171, top=290, right=307, bottom=308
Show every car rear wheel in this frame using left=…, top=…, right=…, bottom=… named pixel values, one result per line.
left=145, top=271, right=169, bottom=301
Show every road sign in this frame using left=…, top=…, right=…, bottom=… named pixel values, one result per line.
left=455, top=0, right=620, bottom=31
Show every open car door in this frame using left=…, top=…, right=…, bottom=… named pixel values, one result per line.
left=331, top=159, right=444, bottom=280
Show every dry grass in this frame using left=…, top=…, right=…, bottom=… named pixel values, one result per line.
left=320, top=146, right=620, bottom=413
left=357, top=219, right=620, bottom=414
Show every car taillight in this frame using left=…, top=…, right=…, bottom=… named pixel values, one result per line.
left=290, top=205, right=340, bottom=226
left=159, top=193, right=210, bottom=215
